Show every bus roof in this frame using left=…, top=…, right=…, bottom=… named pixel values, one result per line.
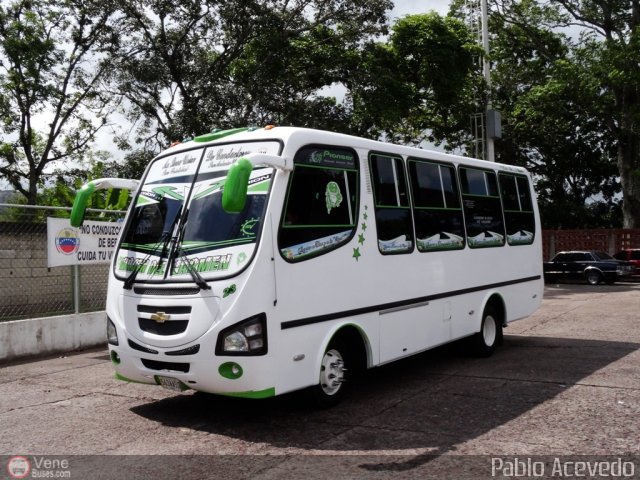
left=162, top=126, right=529, bottom=175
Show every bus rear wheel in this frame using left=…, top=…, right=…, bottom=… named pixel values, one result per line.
left=311, top=338, right=350, bottom=408
left=472, top=304, right=502, bottom=357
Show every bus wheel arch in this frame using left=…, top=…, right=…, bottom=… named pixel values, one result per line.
left=310, top=324, right=369, bottom=407
left=472, top=294, right=505, bottom=356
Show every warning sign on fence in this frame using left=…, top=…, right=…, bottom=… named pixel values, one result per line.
left=47, top=217, right=122, bottom=267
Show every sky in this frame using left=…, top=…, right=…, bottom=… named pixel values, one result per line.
left=390, top=0, right=450, bottom=19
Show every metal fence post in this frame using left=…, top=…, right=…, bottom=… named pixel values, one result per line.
left=73, top=264, right=80, bottom=314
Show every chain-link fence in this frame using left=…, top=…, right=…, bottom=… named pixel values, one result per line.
left=0, top=204, right=125, bottom=321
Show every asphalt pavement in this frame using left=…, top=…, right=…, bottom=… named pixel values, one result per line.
left=1, top=283, right=639, bottom=479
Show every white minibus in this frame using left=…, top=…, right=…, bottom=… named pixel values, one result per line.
left=71, top=126, right=543, bottom=406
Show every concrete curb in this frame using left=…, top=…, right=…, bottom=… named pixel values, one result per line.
left=0, top=312, right=106, bottom=362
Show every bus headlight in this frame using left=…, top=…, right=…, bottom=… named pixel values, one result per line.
left=224, top=332, right=249, bottom=352
left=216, top=314, right=267, bottom=356
left=107, top=315, right=119, bottom=346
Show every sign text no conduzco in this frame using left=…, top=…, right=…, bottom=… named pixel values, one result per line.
left=47, top=217, right=122, bottom=267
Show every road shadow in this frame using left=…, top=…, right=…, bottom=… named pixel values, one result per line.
left=130, top=334, right=638, bottom=466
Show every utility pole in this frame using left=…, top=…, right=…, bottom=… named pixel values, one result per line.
left=481, top=0, right=495, bottom=162
left=466, top=0, right=501, bottom=161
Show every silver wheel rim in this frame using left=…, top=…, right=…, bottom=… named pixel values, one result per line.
left=319, top=349, right=345, bottom=396
left=483, top=315, right=497, bottom=347
left=587, top=271, right=599, bottom=284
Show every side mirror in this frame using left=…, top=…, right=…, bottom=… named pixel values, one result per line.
left=70, top=182, right=96, bottom=227
left=222, top=157, right=253, bottom=213
left=70, top=178, right=140, bottom=227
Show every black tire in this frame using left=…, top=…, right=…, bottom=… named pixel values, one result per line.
left=471, top=304, right=503, bottom=357
left=585, top=270, right=602, bottom=285
left=310, top=337, right=351, bottom=408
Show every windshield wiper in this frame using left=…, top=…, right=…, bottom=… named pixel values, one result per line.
left=176, top=246, right=211, bottom=290
left=172, top=208, right=211, bottom=290
left=123, top=210, right=181, bottom=290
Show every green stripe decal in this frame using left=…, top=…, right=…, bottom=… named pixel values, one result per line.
left=180, top=238, right=254, bottom=250
left=194, top=127, right=249, bottom=143
left=217, top=387, right=276, bottom=399
left=115, top=371, right=275, bottom=398
left=247, top=180, right=271, bottom=193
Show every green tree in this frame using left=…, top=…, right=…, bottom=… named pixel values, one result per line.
left=0, top=151, right=129, bottom=222
left=0, top=0, right=119, bottom=204
left=36, top=153, right=130, bottom=222
left=344, top=13, right=481, bottom=148
left=485, top=2, right=620, bottom=228
left=114, top=149, right=153, bottom=180
left=109, top=0, right=392, bottom=152
left=487, top=0, right=640, bottom=228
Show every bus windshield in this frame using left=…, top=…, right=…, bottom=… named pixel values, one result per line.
left=115, top=140, right=280, bottom=282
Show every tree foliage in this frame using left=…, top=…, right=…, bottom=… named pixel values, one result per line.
left=102, top=5, right=482, bottom=188
left=345, top=13, right=481, bottom=149
left=37, top=151, right=128, bottom=209
left=485, top=0, right=640, bottom=228
left=483, top=1, right=619, bottom=227
left=108, top=0, right=393, bottom=153
left=0, top=0, right=119, bottom=204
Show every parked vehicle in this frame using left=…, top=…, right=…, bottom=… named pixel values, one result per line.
left=613, top=248, right=640, bottom=276
left=543, top=250, right=633, bottom=285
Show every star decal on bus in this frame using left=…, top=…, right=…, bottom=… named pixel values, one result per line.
left=352, top=204, right=369, bottom=261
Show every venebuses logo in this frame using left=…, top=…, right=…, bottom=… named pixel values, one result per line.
left=6, top=456, right=71, bottom=478
left=6, top=456, right=31, bottom=479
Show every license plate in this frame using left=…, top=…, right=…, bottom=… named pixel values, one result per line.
left=155, top=375, right=186, bottom=392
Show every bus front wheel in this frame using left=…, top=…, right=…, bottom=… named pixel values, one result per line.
left=472, top=305, right=503, bottom=357
left=311, top=338, right=350, bottom=408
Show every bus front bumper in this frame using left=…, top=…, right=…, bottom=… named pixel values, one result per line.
left=108, top=344, right=277, bottom=399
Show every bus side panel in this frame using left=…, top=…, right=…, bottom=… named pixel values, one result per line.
left=379, top=302, right=450, bottom=363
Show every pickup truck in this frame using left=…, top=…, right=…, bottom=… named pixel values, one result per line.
left=543, top=250, right=634, bottom=285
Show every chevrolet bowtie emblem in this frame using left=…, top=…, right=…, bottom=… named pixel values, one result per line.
left=150, top=311, right=170, bottom=323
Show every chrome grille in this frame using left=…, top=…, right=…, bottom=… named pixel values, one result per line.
left=137, top=305, right=191, bottom=336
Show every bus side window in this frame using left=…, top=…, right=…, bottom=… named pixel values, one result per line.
left=278, top=146, right=359, bottom=261
left=408, top=159, right=465, bottom=252
left=369, top=153, right=413, bottom=254
left=459, top=167, right=506, bottom=248
left=499, top=173, right=536, bottom=245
